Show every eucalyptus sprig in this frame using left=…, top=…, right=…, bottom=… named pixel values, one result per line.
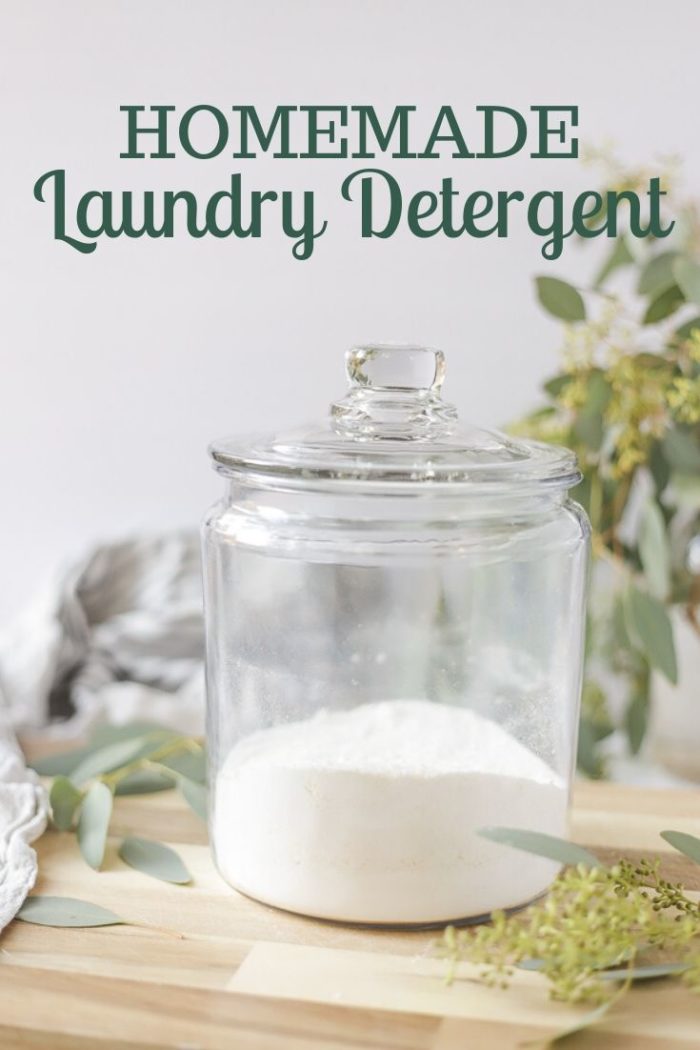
left=514, top=151, right=700, bottom=775
left=443, top=827, right=700, bottom=1045
left=32, top=721, right=206, bottom=877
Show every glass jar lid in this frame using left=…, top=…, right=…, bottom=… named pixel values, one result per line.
left=210, top=345, right=579, bottom=490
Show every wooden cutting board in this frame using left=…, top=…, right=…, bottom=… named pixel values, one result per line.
left=1, top=763, right=700, bottom=1049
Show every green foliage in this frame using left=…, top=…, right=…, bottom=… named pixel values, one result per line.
left=31, top=720, right=206, bottom=879
left=536, top=277, right=586, bottom=322
left=638, top=499, right=670, bottom=599
left=477, top=827, right=600, bottom=868
left=643, top=283, right=683, bottom=324
left=77, top=781, right=113, bottom=870
left=519, top=156, right=700, bottom=772
left=624, top=584, right=678, bottom=684
left=675, top=258, right=700, bottom=307
left=638, top=250, right=678, bottom=297
left=443, top=827, right=700, bottom=1044
left=179, top=776, right=208, bottom=821
left=17, top=896, right=125, bottom=928
left=49, top=776, right=83, bottom=831
left=661, top=830, right=700, bottom=865
left=118, top=836, right=192, bottom=885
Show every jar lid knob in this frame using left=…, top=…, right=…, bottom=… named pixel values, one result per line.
left=346, top=345, right=446, bottom=393
left=331, top=344, right=457, bottom=441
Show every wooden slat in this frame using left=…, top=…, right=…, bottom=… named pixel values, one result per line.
left=1, top=768, right=699, bottom=1048
left=0, top=966, right=439, bottom=1050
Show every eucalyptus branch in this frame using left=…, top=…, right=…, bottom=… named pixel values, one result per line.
left=99, top=736, right=202, bottom=788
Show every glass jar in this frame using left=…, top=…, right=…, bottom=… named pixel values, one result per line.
left=202, top=345, right=589, bottom=926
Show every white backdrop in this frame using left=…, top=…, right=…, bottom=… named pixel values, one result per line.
left=2, top=0, right=700, bottom=623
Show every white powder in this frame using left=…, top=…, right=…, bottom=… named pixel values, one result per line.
left=213, top=699, right=567, bottom=924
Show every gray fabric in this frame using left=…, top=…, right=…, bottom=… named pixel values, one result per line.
left=0, top=532, right=205, bottom=737
left=0, top=530, right=206, bottom=931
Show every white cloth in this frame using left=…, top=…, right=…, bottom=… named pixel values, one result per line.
left=0, top=715, right=47, bottom=931
left=0, top=530, right=205, bottom=931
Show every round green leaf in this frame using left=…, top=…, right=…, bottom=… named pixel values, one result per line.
left=118, top=836, right=192, bottom=884
left=643, top=284, right=683, bottom=324
left=49, top=776, right=83, bottom=831
left=674, top=257, right=700, bottom=308
left=624, top=584, right=678, bottom=684
left=477, top=827, right=600, bottom=868
left=17, top=896, right=124, bottom=928
left=77, top=781, right=113, bottom=870
left=535, top=276, right=586, bottom=322
left=661, top=829, right=700, bottom=865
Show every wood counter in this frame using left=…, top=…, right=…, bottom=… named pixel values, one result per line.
left=2, top=775, right=700, bottom=1049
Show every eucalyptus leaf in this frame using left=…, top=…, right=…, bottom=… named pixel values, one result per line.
left=77, top=781, right=113, bottom=870
left=670, top=472, right=700, bottom=509
left=17, top=896, right=124, bottom=928
left=70, top=735, right=160, bottom=785
left=159, top=749, right=206, bottom=784
left=114, top=769, right=175, bottom=796
left=523, top=996, right=617, bottom=1048
left=624, top=690, right=649, bottom=756
left=660, top=829, right=700, bottom=865
left=583, top=370, right=612, bottom=415
left=648, top=441, right=671, bottom=495
left=571, top=371, right=611, bottom=451
left=118, top=836, right=192, bottom=884
left=179, top=776, right=207, bottom=821
left=674, top=257, right=700, bottom=307
left=598, top=961, right=689, bottom=982
left=573, top=412, right=604, bottom=451
left=29, top=744, right=94, bottom=778
left=544, top=374, right=571, bottom=398
left=477, top=827, right=600, bottom=868
left=637, top=251, right=678, bottom=297
left=89, top=722, right=179, bottom=748
left=662, top=428, right=700, bottom=473
left=577, top=720, right=606, bottom=780
left=642, top=284, right=683, bottom=324
left=29, top=724, right=177, bottom=779
left=624, top=584, right=678, bottom=684
left=594, top=236, right=634, bottom=289
left=535, top=277, right=586, bottom=322
left=638, top=500, right=670, bottom=600
left=49, top=776, right=83, bottom=831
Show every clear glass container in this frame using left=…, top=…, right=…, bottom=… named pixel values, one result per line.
left=202, top=345, right=589, bottom=926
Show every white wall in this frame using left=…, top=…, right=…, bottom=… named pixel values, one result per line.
left=2, top=0, right=700, bottom=623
